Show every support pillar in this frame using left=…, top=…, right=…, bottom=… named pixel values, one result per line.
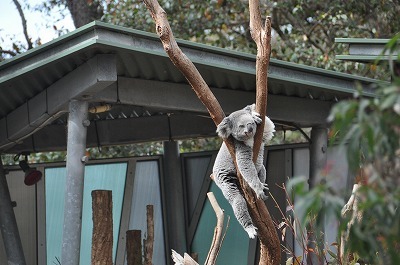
left=162, top=141, right=187, bottom=254
left=309, top=126, right=328, bottom=188
left=308, top=126, right=328, bottom=264
left=61, top=100, right=89, bottom=265
left=0, top=158, right=26, bottom=265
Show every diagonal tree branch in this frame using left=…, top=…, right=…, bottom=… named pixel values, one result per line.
left=142, top=0, right=280, bottom=264
left=12, top=0, right=33, bottom=50
left=248, top=2, right=281, bottom=265
left=142, top=0, right=225, bottom=125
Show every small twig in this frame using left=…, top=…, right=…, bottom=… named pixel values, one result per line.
left=0, top=49, right=18, bottom=56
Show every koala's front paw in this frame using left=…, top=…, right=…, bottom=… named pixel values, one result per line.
left=252, top=112, right=262, bottom=124
left=245, top=225, right=258, bottom=239
left=255, top=183, right=269, bottom=200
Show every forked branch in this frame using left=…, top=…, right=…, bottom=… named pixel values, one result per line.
left=142, top=0, right=225, bottom=125
left=143, top=0, right=280, bottom=264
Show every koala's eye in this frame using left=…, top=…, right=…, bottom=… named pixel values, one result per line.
left=239, top=125, right=245, bottom=128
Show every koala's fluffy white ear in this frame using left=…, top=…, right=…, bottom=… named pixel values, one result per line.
left=263, top=116, right=276, bottom=143
left=216, top=117, right=232, bottom=139
left=243, top=104, right=254, bottom=113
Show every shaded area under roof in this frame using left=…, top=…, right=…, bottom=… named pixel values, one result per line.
left=0, top=21, right=381, bottom=153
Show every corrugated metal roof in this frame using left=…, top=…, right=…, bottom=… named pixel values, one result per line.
left=0, top=21, right=383, bottom=153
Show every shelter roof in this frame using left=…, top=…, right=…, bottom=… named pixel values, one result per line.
left=335, top=37, right=399, bottom=62
left=0, top=21, right=381, bottom=153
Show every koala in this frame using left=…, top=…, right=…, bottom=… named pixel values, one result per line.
left=212, top=104, right=275, bottom=238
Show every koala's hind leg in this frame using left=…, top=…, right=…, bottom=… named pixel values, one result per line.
left=215, top=175, right=257, bottom=238
left=231, top=194, right=257, bottom=238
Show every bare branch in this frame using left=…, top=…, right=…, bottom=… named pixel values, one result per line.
left=12, top=0, right=33, bottom=50
left=0, top=50, right=18, bottom=56
left=143, top=1, right=281, bottom=264
left=142, top=0, right=225, bottom=125
left=205, top=192, right=225, bottom=265
left=248, top=1, right=281, bottom=265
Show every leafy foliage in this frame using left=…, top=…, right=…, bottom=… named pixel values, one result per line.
left=287, top=35, right=400, bottom=264
left=101, top=0, right=400, bottom=79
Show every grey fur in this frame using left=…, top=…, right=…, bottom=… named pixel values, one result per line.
left=212, top=104, right=275, bottom=238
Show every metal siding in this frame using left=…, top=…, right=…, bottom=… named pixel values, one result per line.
left=44, top=163, right=128, bottom=265
left=191, top=182, right=250, bottom=265
left=292, top=147, right=310, bottom=257
left=0, top=170, right=37, bottom=265
left=324, top=146, right=351, bottom=258
left=183, top=156, right=212, bottom=222
left=128, top=160, right=166, bottom=265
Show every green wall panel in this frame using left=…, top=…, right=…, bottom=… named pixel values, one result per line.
left=191, top=182, right=251, bottom=265
left=45, top=163, right=127, bottom=265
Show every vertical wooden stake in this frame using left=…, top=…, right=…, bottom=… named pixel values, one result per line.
left=126, top=230, right=143, bottom=265
left=144, top=205, right=154, bottom=265
left=91, top=190, right=113, bottom=265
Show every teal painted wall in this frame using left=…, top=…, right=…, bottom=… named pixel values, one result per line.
left=45, top=163, right=127, bottom=265
left=191, top=182, right=251, bottom=265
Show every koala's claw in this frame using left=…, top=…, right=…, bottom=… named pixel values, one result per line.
left=252, top=112, right=262, bottom=124
left=254, top=183, right=269, bottom=200
left=245, top=226, right=258, bottom=239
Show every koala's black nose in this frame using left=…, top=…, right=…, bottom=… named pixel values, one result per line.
left=248, top=126, right=253, bottom=133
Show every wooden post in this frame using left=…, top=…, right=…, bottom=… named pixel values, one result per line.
left=91, top=190, right=113, bottom=265
left=144, top=205, right=154, bottom=265
left=126, top=230, right=143, bottom=265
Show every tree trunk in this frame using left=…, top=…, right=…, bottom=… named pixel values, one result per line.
left=66, top=0, right=104, bottom=28
left=91, top=190, right=113, bottom=265
left=142, top=0, right=281, bottom=264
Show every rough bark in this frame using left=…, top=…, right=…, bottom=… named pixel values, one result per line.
left=91, top=190, right=113, bottom=265
left=66, top=0, right=104, bottom=28
left=142, top=0, right=280, bottom=264
left=247, top=2, right=281, bottom=265
left=142, top=0, right=225, bottom=126
left=127, top=230, right=143, bottom=265
left=144, top=205, right=154, bottom=265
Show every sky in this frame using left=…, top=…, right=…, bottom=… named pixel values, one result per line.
left=0, top=0, right=75, bottom=52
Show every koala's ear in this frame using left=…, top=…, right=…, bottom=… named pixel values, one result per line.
left=250, top=103, right=256, bottom=112
left=243, top=104, right=255, bottom=113
left=216, top=117, right=232, bottom=138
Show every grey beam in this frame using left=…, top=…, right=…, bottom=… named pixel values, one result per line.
left=0, top=158, right=26, bottom=265
left=97, top=77, right=334, bottom=126
left=61, top=100, right=89, bottom=265
left=8, top=114, right=217, bottom=153
left=0, top=54, right=117, bottom=152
